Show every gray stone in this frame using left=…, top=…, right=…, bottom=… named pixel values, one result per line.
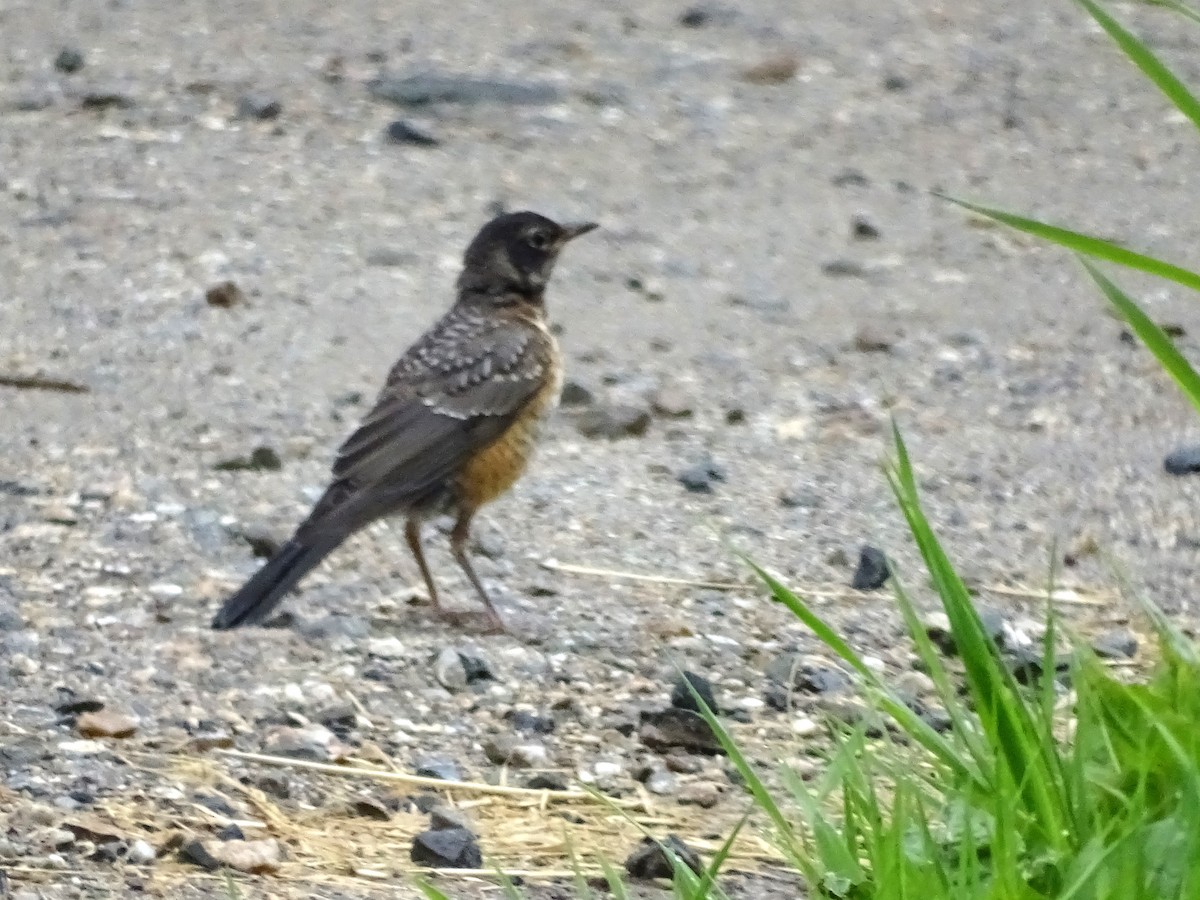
left=434, top=647, right=469, bottom=692
left=576, top=404, right=651, bottom=439
left=1164, top=445, right=1200, bottom=476
left=1091, top=629, right=1138, bottom=660
left=410, top=827, right=481, bottom=868
left=625, top=834, right=702, bottom=880
left=369, top=73, right=561, bottom=107
left=385, top=119, right=440, bottom=146
left=236, top=93, right=282, bottom=120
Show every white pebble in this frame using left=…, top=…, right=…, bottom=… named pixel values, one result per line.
left=738, top=697, right=765, bottom=711
left=58, top=740, right=106, bottom=756
left=368, top=637, right=407, bottom=660
left=792, top=717, right=820, bottom=737
left=593, top=761, right=623, bottom=778
left=128, top=839, right=156, bottom=864
left=282, top=683, right=305, bottom=705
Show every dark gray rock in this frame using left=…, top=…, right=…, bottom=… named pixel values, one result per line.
left=385, top=119, right=440, bottom=146
left=1007, top=647, right=1070, bottom=686
left=213, top=446, right=282, bottom=472
left=559, top=379, right=595, bottom=406
left=676, top=457, right=725, bottom=494
left=822, top=258, right=868, bottom=278
left=352, top=797, right=391, bottom=821
left=410, top=827, right=481, bottom=868
left=670, top=671, right=717, bottom=713
left=833, top=169, right=871, bottom=187
left=639, top=708, right=724, bottom=755
left=236, top=93, right=282, bottom=120
left=1091, top=629, right=1138, bottom=659
left=1164, top=445, right=1200, bottom=475
left=506, top=710, right=555, bottom=734
left=368, top=73, right=561, bottom=107
left=429, top=805, right=473, bottom=832
left=524, top=772, right=569, bottom=791
left=54, top=48, right=85, bottom=74
left=851, top=545, right=891, bottom=590
left=851, top=214, right=881, bottom=239
left=78, top=86, right=136, bottom=109
left=924, top=607, right=1007, bottom=656
left=625, top=834, right=702, bottom=880
left=415, top=757, right=461, bottom=781
left=766, top=654, right=852, bottom=695
left=178, top=840, right=221, bottom=871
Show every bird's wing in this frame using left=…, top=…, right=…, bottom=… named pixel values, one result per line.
left=301, top=310, right=551, bottom=535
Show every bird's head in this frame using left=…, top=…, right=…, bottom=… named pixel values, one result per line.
left=457, top=211, right=597, bottom=303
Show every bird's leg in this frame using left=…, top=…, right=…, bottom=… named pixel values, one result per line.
left=404, top=518, right=442, bottom=612
left=449, top=507, right=507, bottom=633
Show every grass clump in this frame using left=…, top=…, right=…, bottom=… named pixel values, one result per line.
left=711, top=426, right=1200, bottom=899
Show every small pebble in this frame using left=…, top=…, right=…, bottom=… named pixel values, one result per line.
left=670, top=671, right=718, bottom=713
left=434, top=646, right=468, bottom=692
left=128, top=839, right=156, bottom=864
left=576, top=404, right=651, bottom=439
left=54, top=48, right=85, bottom=74
left=851, top=545, right=891, bottom=590
left=524, top=772, right=569, bottom=791
left=205, top=281, right=245, bottom=309
left=415, top=757, right=461, bottom=781
left=76, top=710, right=138, bottom=739
left=1091, top=629, right=1138, bottom=660
left=851, top=214, right=881, bottom=239
left=1164, top=445, right=1200, bottom=476
left=676, top=458, right=725, bottom=494
left=368, top=636, right=407, bottom=659
left=559, top=379, right=595, bottom=406
left=625, top=834, right=703, bottom=879
left=792, top=717, right=819, bottom=737
left=385, top=119, right=440, bottom=146
left=593, top=761, right=622, bottom=778
left=236, top=92, right=282, bottom=120
left=410, top=827, right=481, bottom=869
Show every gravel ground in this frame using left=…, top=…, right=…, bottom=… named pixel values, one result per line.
left=3, top=0, right=1200, bottom=897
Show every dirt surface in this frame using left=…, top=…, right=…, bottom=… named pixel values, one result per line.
left=3, top=0, right=1200, bottom=897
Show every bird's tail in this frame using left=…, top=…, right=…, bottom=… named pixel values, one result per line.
left=210, top=536, right=339, bottom=629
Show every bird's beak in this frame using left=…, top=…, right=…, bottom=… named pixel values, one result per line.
left=560, top=221, right=599, bottom=242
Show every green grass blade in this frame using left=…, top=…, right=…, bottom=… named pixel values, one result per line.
left=1076, top=0, right=1200, bottom=132
left=416, top=883, right=453, bottom=900
left=938, top=195, right=1200, bottom=293
left=689, top=812, right=748, bottom=899
left=678, top=676, right=813, bottom=877
left=747, top=555, right=980, bottom=783
left=1080, top=258, right=1200, bottom=415
left=743, top=558, right=874, bottom=680
left=888, top=425, right=1072, bottom=848
left=600, top=859, right=632, bottom=900
left=1143, top=0, right=1200, bottom=26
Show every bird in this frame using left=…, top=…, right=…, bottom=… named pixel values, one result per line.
left=211, top=211, right=597, bottom=633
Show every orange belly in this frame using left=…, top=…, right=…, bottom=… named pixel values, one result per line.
left=456, top=353, right=561, bottom=509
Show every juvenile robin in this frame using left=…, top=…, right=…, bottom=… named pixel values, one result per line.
left=211, top=211, right=597, bottom=632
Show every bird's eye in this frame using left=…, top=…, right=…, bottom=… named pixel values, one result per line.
left=526, top=230, right=550, bottom=250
